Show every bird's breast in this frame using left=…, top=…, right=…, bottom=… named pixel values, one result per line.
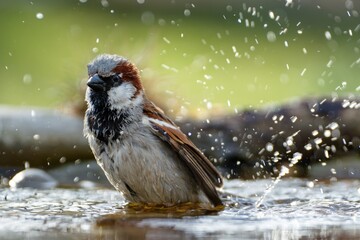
left=93, top=127, right=203, bottom=204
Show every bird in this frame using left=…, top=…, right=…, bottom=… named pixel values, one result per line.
left=83, top=54, right=223, bottom=207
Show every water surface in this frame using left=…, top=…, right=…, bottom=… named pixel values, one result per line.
left=1, top=178, right=360, bottom=239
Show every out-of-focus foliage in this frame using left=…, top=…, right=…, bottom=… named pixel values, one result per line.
left=0, top=0, right=359, bottom=112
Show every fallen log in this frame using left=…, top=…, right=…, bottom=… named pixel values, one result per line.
left=0, top=106, right=92, bottom=168
left=180, top=96, right=360, bottom=179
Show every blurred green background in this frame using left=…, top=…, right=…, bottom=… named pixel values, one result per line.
left=0, top=0, right=359, bottom=114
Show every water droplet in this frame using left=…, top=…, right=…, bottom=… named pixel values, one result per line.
left=290, top=152, right=303, bottom=166
left=158, top=19, right=166, bottom=26
left=265, top=142, right=274, bottom=152
left=327, top=122, right=339, bottom=130
left=23, top=74, right=32, bottom=84
left=345, top=0, right=354, bottom=10
left=290, top=116, right=297, bottom=123
left=285, top=0, right=293, bottom=7
left=307, top=181, right=314, bottom=188
left=325, top=31, right=332, bottom=40
left=304, top=143, right=312, bottom=150
left=204, top=74, right=212, bottom=80
left=341, top=81, right=347, bottom=89
left=284, top=137, right=293, bottom=146
left=324, top=150, right=330, bottom=159
left=59, top=157, right=67, bottom=164
left=326, top=59, right=334, bottom=68
left=314, top=138, right=323, bottom=145
left=280, top=166, right=290, bottom=175
left=141, top=11, right=155, bottom=25
left=331, top=129, right=341, bottom=139
left=33, top=134, right=40, bottom=140
left=324, top=130, right=331, bottom=138
left=162, top=37, right=171, bottom=44
left=269, top=11, right=275, bottom=19
left=312, top=130, right=319, bottom=136
left=266, top=31, right=276, bottom=42
left=101, top=0, right=109, bottom=7
left=226, top=5, right=232, bottom=11
left=36, top=13, right=44, bottom=20
left=184, top=9, right=191, bottom=17
left=227, top=100, right=231, bottom=107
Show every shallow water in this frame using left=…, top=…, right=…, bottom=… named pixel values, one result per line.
left=1, top=178, right=360, bottom=239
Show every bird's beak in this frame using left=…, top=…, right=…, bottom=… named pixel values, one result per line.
left=87, top=74, right=106, bottom=92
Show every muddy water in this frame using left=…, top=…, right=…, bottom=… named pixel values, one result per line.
left=1, top=179, right=360, bottom=239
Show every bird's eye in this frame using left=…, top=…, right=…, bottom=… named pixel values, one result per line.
left=99, top=74, right=122, bottom=86
left=111, top=74, right=123, bottom=87
left=111, top=74, right=122, bottom=83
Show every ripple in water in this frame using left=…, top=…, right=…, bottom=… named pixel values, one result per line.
left=1, top=178, right=360, bottom=238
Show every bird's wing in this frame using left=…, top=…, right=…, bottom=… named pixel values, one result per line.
left=143, top=99, right=223, bottom=206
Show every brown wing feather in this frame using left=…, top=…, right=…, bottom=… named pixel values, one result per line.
left=143, top=99, right=223, bottom=206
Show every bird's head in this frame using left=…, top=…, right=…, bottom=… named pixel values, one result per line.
left=86, top=54, right=143, bottom=111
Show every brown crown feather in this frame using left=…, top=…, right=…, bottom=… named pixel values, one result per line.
left=113, top=61, right=143, bottom=97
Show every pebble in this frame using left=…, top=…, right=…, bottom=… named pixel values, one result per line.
left=9, top=168, right=58, bottom=189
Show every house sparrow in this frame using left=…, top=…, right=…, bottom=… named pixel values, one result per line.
left=84, top=54, right=223, bottom=206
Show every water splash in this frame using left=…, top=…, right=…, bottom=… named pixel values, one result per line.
left=255, top=152, right=303, bottom=208
left=255, top=165, right=289, bottom=208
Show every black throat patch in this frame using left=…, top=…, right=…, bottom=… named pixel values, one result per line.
left=86, top=91, right=131, bottom=144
